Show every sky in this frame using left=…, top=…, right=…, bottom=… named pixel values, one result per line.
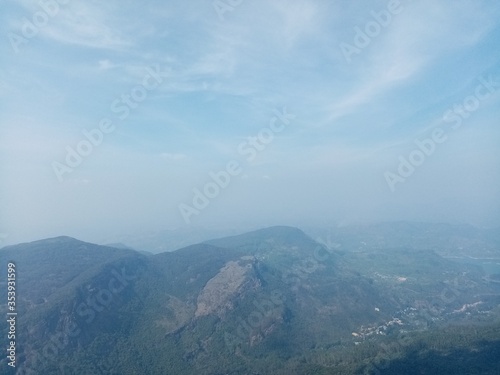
left=1, top=0, right=499, bottom=245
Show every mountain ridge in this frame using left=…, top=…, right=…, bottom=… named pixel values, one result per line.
left=1, top=224, right=499, bottom=374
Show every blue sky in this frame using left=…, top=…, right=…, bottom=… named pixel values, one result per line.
left=1, top=0, right=499, bottom=244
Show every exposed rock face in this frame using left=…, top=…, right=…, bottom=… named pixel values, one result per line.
left=195, top=259, right=256, bottom=317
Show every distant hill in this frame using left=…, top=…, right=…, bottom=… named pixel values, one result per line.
left=104, top=242, right=137, bottom=251
left=1, top=225, right=499, bottom=374
left=97, top=221, right=500, bottom=257
left=304, top=221, right=500, bottom=258
left=99, top=227, right=247, bottom=254
left=0, top=237, right=145, bottom=311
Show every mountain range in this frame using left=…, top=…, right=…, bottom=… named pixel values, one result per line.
left=1, top=224, right=499, bottom=374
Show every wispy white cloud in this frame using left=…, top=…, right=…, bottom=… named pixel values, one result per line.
left=1, top=0, right=499, bottom=239
left=161, top=152, right=187, bottom=161
left=321, top=0, right=499, bottom=126
left=42, top=2, right=132, bottom=50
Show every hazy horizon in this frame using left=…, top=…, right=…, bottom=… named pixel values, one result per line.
left=1, top=0, right=499, bottom=247
left=1, top=219, right=498, bottom=251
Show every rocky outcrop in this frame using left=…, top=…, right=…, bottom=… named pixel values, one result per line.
left=195, top=258, right=257, bottom=317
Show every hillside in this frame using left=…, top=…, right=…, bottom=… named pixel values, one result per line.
left=0, top=226, right=499, bottom=374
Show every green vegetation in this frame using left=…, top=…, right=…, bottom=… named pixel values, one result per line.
left=0, top=226, right=499, bottom=374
